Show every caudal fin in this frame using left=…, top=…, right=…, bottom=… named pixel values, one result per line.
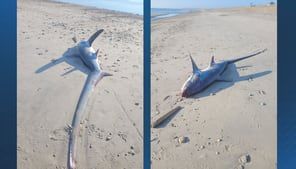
left=88, top=29, right=104, bottom=46
left=94, top=71, right=112, bottom=86
left=102, top=71, right=113, bottom=77
left=228, top=48, right=267, bottom=64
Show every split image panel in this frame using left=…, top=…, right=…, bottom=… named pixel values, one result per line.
left=151, top=1, right=276, bottom=169
left=17, top=0, right=143, bottom=168
left=17, top=0, right=277, bottom=169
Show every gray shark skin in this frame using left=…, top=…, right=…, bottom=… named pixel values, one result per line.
left=181, top=49, right=267, bottom=98
left=67, top=29, right=112, bottom=169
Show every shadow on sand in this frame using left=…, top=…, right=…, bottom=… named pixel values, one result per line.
left=35, top=47, right=90, bottom=76
left=190, top=64, right=272, bottom=99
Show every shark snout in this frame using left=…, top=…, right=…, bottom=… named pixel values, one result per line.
left=181, top=92, right=187, bottom=98
left=181, top=89, right=189, bottom=98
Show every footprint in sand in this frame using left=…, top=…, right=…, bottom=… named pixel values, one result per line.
left=49, top=127, right=69, bottom=142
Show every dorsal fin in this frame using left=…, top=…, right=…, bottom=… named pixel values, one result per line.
left=189, top=53, right=200, bottom=73
left=95, top=49, right=99, bottom=56
left=210, top=55, right=215, bottom=66
left=88, top=29, right=104, bottom=46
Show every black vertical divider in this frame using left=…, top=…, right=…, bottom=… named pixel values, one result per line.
left=144, top=0, right=151, bottom=169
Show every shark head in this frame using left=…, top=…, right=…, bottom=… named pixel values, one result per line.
left=181, top=54, right=203, bottom=98
left=181, top=73, right=202, bottom=97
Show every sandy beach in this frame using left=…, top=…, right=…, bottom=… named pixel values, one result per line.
left=151, top=6, right=276, bottom=169
left=17, top=0, right=143, bottom=168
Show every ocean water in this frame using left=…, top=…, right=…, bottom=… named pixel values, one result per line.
left=151, top=8, right=195, bottom=20
left=55, top=0, right=143, bottom=15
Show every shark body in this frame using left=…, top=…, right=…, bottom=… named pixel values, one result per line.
left=67, top=30, right=111, bottom=169
left=181, top=49, right=267, bottom=97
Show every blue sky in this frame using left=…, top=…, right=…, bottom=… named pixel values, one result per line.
left=57, top=0, right=277, bottom=14
left=152, top=0, right=277, bottom=9
left=57, top=0, right=143, bottom=14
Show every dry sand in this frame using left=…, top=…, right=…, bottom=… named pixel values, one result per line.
left=17, top=0, right=143, bottom=168
left=151, top=6, right=276, bottom=169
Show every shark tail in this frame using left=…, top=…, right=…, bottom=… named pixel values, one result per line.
left=67, top=70, right=111, bottom=169
left=88, top=29, right=104, bottom=46
left=228, top=48, right=267, bottom=64
left=101, top=71, right=113, bottom=77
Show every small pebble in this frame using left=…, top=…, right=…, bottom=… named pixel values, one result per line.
left=216, top=151, right=220, bottom=155
left=258, top=90, right=266, bottom=95
left=239, top=154, right=251, bottom=164
left=163, top=95, right=170, bottom=101
left=178, top=136, right=189, bottom=144
left=177, top=97, right=183, bottom=102
left=235, top=165, right=245, bottom=169
left=225, top=145, right=230, bottom=151
left=260, top=102, right=266, bottom=106
left=106, top=136, right=112, bottom=141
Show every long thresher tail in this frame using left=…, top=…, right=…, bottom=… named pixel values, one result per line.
left=67, top=71, right=105, bottom=169
left=228, top=48, right=267, bottom=64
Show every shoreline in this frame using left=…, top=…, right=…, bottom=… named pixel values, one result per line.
left=152, top=5, right=276, bottom=21
left=51, top=0, right=143, bottom=17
